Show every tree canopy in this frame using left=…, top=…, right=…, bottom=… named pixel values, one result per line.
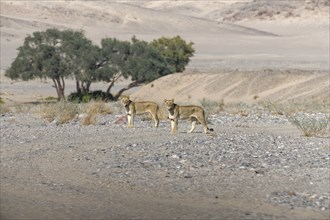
left=151, top=35, right=195, bottom=72
left=5, top=29, right=93, bottom=100
left=5, top=29, right=195, bottom=101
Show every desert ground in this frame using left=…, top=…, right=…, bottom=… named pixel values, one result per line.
left=0, top=0, right=329, bottom=219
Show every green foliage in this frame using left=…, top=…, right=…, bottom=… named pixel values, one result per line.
left=6, top=28, right=195, bottom=101
left=151, top=35, right=195, bottom=72
left=6, top=29, right=68, bottom=80
left=5, top=29, right=94, bottom=100
left=44, top=96, right=58, bottom=101
left=123, top=37, right=175, bottom=83
left=67, top=90, right=114, bottom=103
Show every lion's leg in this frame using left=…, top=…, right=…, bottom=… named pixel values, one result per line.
left=171, top=119, right=178, bottom=134
left=128, top=114, right=134, bottom=128
left=150, top=111, right=159, bottom=127
left=195, top=116, right=208, bottom=133
left=188, top=117, right=197, bottom=133
left=203, top=125, right=208, bottom=134
left=127, top=114, right=132, bottom=128
left=188, top=121, right=196, bottom=133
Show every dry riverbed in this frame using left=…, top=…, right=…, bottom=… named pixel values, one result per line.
left=0, top=110, right=329, bottom=220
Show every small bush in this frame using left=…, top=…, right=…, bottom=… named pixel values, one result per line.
left=287, top=113, right=329, bottom=137
left=82, top=113, right=97, bottom=126
left=68, top=91, right=114, bottom=103
left=44, top=96, right=58, bottom=101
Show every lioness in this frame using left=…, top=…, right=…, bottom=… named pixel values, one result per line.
left=163, top=99, right=213, bottom=134
left=120, top=95, right=159, bottom=128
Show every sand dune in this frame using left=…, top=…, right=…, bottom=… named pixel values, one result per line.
left=131, top=70, right=329, bottom=105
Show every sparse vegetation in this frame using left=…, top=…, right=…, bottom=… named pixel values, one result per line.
left=0, top=104, right=11, bottom=115
left=260, top=100, right=330, bottom=137
left=44, top=96, right=58, bottom=101
left=82, top=100, right=112, bottom=125
left=287, top=113, right=329, bottom=137
left=260, top=100, right=330, bottom=115
left=200, top=98, right=224, bottom=114
left=40, top=101, right=79, bottom=124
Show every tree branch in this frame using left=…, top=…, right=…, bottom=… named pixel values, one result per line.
left=106, top=73, right=122, bottom=94
left=113, top=81, right=140, bottom=100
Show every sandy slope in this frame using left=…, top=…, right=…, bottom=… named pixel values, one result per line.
left=131, top=69, right=330, bottom=105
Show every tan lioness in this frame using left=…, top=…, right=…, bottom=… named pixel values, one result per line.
left=120, top=95, right=159, bottom=128
left=163, top=99, right=213, bottom=134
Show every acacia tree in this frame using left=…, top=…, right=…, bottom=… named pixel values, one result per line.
left=94, top=38, right=131, bottom=95
left=92, top=36, right=175, bottom=100
left=151, top=35, right=195, bottom=72
left=115, top=37, right=174, bottom=99
left=60, top=30, right=97, bottom=95
left=6, top=29, right=195, bottom=101
left=5, top=29, right=94, bottom=100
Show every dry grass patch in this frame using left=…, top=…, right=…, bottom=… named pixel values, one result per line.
left=200, top=98, right=224, bottom=114
left=0, top=105, right=11, bottom=114
left=40, top=101, right=79, bottom=124
left=82, top=101, right=112, bottom=125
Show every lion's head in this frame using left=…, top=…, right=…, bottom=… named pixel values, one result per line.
left=163, top=99, right=175, bottom=110
left=120, top=95, right=131, bottom=107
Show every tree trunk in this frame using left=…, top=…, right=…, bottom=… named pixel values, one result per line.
left=86, top=82, right=91, bottom=92
left=52, top=76, right=65, bottom=100
left=106, top=73, right=122, bottom=94
left=79, top=81, right=91, bottom=94
left=76, top=80, right=81, bottom=94
left=113, top=81, right=139, bottom=100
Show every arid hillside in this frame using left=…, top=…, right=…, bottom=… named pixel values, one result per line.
left=131, top=69, right=329, bottom=105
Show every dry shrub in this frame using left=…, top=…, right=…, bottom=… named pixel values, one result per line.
left=259, top=100, right=329, bottom=137
left=108, top=101, right=124, bottom=115
left=287, top=114, right=329, bottom=137
left=200, top=98, right=224, bottom=114
left=41, top=101, right=79, bottom=124
left=0, top=104, right=11, bottom=114
left=82, top=113, right=97, bottom=126
left=82, top=101, right=112, bottom=125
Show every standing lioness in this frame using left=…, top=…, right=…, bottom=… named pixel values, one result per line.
left=164, top=99, right=213, bottom=134
left=120, top=95, right=159, bottom=128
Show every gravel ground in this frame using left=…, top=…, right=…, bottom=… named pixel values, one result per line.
left=0, top=111, right=329, bottom=220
